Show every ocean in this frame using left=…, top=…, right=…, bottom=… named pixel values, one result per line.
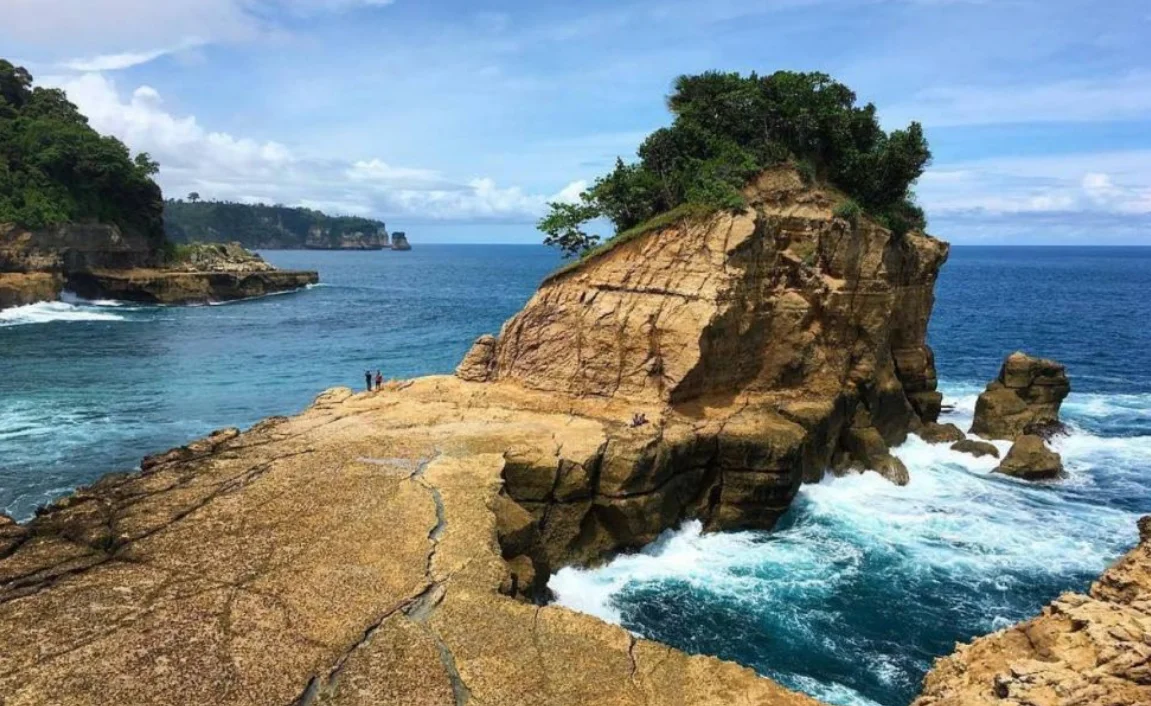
left=3, top=245, right=1150, bottom=706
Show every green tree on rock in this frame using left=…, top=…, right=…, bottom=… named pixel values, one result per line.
left=540, top=70, right=932, bottom=258
left=0, top=59, right=165, bottom=245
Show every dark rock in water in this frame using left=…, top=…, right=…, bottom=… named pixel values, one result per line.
left=971, top=352, right=1070, bottom=441
left=950, top=439, right=1000, bottom=459
left=918, top=422, right=966, bottom=444
left=994, top=434, right=1063, bottom=480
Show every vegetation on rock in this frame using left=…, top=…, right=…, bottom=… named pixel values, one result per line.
left=540, top=70, right=932, bottom=258
left=0, top=60, right=164, bottom=243
left=164, top=199, right=387, bottom=249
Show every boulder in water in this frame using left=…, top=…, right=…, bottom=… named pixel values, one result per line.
left=918, top=422, right=966, bottom=444
left=994, top=434, right=1063, bottom=480
left=950, top=439, right=1000, bottom=459
left=971, top=352, right=1070, bottom=441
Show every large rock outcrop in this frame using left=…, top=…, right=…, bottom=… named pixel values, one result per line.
left=971, top=352, right=1071, bottom=441
left=914, top=516, right=1151, bottom=706
left=0, top=167, right=944, bottom=705
left=470, top=167, right=947, bottom=496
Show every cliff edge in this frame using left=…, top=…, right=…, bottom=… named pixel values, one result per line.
left=0, top=168, right=941, bottom=705
left=914, top=516, right=1151, bottom=706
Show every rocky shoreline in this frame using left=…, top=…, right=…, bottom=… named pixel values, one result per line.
left=0, top=225, right=318, bottom=308
left=1, top=167, right=1143, bottom=705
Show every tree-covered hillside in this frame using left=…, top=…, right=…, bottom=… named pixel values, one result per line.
left=0, top=60, right=164, bottom=244
left=164, top=199, right=388, bottom=249
left=541, top=70, right=932, bottom=258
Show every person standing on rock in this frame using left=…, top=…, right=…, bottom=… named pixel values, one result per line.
left=365, top=370, right=373, bottom=392
left=375, top=371, right=383, bottom=391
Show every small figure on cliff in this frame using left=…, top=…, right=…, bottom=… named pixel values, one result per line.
left=375, top=371, right=383, bottom=390
left=631, top=412, right=649, bottom=428
left=365, top=370, right=373, bottom=391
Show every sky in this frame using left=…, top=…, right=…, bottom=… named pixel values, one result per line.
left=3, top=0, right=1150, bottom=244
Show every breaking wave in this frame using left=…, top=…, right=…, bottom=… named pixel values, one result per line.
left=550, top=384, right=1149, bottom=706
left=0, top=300, right=126, bottom=327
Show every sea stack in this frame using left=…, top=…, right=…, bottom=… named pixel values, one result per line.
left=0, top=165, right=945, bottom=705
left=390, top=231, right=412, bottom=250
left=969, top=352, right=1071, bottom=480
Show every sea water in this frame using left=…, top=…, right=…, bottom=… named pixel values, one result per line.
left=551, top=246, right=1151, bottom=706
left=2, top=245, right=1150, bottom=706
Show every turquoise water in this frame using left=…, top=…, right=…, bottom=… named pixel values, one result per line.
left=3, top=245, right=1150, bottom=706
left=1, top=246, right=560, bottom=519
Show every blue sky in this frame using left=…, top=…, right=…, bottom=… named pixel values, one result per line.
left=4, top=0, right=1151, bottom=244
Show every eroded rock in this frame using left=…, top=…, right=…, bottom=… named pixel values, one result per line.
left=994, top=434, right=1064, bottom=480
left=918, top=422, right=966, bottom=444
left=950, top=439, right=1000, bottom=459
left=971, top=352, right=1071, bottom=441
left=455, top=334, right=498, bottom=382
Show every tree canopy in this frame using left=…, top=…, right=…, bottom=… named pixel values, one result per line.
left=540, top=70, right=932, bottom=258
left=0, top=60, right=165, bottom=243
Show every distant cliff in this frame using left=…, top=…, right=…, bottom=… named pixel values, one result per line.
left=164, top=200, right=389, bottom=250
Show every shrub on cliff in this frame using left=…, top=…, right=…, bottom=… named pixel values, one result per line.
left=0, top=60, right=164, bottom=243
left=540, top=70, right=931, bottom=257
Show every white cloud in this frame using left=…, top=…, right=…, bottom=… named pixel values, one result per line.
left=43, top=72, right=555, bottom=223
left=550, top=180, right=589, bottom=204
left=919, top=151, right=1151, bottom=221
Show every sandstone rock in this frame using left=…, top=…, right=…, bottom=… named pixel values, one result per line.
left=0, top=272, right=61, bottom=308
left=971, top=352, right=1071, bottom=440
left=481, top=165, right=948, bottom=487
left=950, top=439, right=1000, bottom=459
left=456, top=334, right=498, bottom=382
left=914, top=516, right=1151, bottom=706
left=918, top=422, right=966, bottom=444
left=994, top=434, right=1063, bottom=480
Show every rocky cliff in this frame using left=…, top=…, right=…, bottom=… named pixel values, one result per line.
left=0, top=224, right=318, bottom=308
left=0, top=168, right=944, bottom=705
left=914, top=516, right=1151, bottom=706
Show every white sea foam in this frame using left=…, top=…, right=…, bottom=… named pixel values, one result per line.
left=0, top=301, right=125, bottom=327
left=550, top=384, right=1149, bottom=706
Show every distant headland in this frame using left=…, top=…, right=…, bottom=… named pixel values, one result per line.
left=164, top=199, right=412, bottom=251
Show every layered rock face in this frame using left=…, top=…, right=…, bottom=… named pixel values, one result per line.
left=471, top=167, right=947, bottom=495
left=915, top=516, right=1151, bottom=706
left=0, top=272, right=61, bottom=309
left=972, top=352, right=1071, bottom=440
left=0, top=224, right=318, bottom=308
